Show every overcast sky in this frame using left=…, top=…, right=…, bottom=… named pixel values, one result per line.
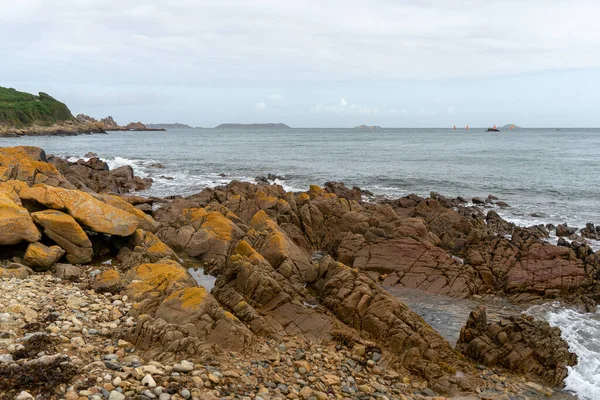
left=2, top=0, right=600, bottom=127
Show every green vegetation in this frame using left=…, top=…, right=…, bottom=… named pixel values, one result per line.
left=0, top=86, right=73, bottom=127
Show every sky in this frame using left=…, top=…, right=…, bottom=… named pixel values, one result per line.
left=2, top=0, right=600, bottom=128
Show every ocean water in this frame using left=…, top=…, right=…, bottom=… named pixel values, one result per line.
left=2, top=127, right=600, bottom=398
left=3, top=127, right=599, bottom=229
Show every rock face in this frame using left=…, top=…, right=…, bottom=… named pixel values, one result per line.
left=457, top=306, right=576, bottom=387
left=22, top=184, right=139, bottom=236
left=0, top=192, right=41, bottom=245
left=31, top=210, right=93, bottom=264
left=49, top=156, right=153, bottom=194
left=23, top=242, right=65, bottom=271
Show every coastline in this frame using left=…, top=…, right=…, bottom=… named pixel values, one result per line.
left=0, top=146, right=597, bottom=399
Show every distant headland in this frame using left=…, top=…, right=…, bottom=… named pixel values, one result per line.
left=146, top=123, right=196, bottom=130
left=0, top=86, right=164, bottom=137
left=215, top=123, right=290, bottom=129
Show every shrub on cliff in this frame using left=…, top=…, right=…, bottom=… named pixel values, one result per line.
left=0, top=86, right=74, bottom=127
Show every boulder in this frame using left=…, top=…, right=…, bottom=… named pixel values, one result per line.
left=117, top=229, right=179, bottom=270
left=0, top=146, right=71, bottom=188
left=125, top=260, right=196, bottom=315
left=0, top=263, right=33, bottom=279
left=0, top=192, right=41, bottom=245
left=457, top=306, right=576, bottom=387
left=52, top=263, right=81, bottom=281
left=23, top=242, right=65, bottom=271
left=21, top=184, right=139, bottom=236
left=92, top=269, right=122, bottom=293
left=31, top=210, right=93, bottom=264
left=97, top=194, right=159, bottom=232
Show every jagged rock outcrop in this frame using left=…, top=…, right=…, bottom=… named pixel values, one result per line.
left=117, top=229, right=179, bottom=270
left=48, top=156, right=153, bottom=194
left=457, top=306, right=576, bottom=387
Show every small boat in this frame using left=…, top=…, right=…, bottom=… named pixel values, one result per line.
left=453, top=125, right=456, bottom=130
left=466, top=125, right=469, bottom=130
left=486, top=124, right=500, bottom=132
left=510, top=124, right=515, bottom=130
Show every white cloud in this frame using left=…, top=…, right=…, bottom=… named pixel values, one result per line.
left=312, top=98, right=379, bottom=115
left=2, top=0, right=600, bottom=86
left=255, top=102, right=266, bottom=110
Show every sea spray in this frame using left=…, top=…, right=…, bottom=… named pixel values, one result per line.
left=528, top=303, right=600, bottom=400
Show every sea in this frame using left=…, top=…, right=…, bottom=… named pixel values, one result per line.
left=2, top=127, right=599, bottom=398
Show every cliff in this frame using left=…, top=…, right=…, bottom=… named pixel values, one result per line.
left=215, top=123, right=290, bottom=129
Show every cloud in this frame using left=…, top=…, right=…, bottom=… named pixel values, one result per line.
left=312, top=98, right=379, bottom=115
left=2, top=0, right=600, bottom=86
left=255, top=102, right=266, bottom=110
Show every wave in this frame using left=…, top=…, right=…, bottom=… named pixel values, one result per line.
left=528, top=303, right=600, bottom=400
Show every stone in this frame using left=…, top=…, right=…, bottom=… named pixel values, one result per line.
left=108, top=391, right=126, bottom=400
left=15, top=391, right=35, bottom=400
left=92, top=269, right=122, bottom=293
left=173, top=360, right=194, bottom=373
left=0, top=192, right=41, bottom=245
left=23, top=242, right=65, bottom=271
left=31, top=209, right=93, bottom=264
left=52, top=263, right=81, bottom=281
left=0, top=263, right=33, bottom=279
left=142, top=374, right=157, bottom=388
left=457, top=306, right=577, bottom=386
left=22, top=184, right=140, bottom=236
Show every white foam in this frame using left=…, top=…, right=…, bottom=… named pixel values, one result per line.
left=528, top=303, right=600, bottom=400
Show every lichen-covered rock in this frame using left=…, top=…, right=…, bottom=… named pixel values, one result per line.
left=125, top=260, right=196, bottom=315
left=0, top=146, right=72, bottom=188
left=31, top=210, right=93, bottom=264
left=456, top=306, right=576, bottom=387
left=21, top=184, right=139, bottom=236
left=97, top=194, right=159, bottom=232
left=0, top=192, right=41, bottom=245
left=23, top=242, right=65, bottom=271
left=156, top=207, right=244, bottom=264
left=91, top=269, right=122, bottom=293
left=0, top=263, right=33, bottom=279
left=117, top=229, right=179, bottom=270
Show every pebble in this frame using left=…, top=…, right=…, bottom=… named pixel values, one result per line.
left=142, top=374, right=157, bottom=388
left=108, top=391, right=125, bottom=400
left=173, top=359, right=194, bottom=373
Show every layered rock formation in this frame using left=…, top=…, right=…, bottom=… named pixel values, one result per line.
left=457, top=306, right=576, bottom=386
left=1, top=145, right=594, bottom=397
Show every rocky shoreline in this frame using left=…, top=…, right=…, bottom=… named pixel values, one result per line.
left=0, top=116, right=165, bottom=138
left=1, top=146, right=597, bottom=399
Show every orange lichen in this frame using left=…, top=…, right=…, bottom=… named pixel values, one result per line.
left=162, top=287, right=208, bottom=311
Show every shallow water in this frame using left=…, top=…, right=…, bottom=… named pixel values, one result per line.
left=384, top=287, right=524, bottom=345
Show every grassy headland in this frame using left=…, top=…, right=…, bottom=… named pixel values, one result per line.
left=0, top=86, right=73, bottom=127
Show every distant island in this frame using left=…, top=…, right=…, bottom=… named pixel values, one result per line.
left=500, top=124, right=521, bottom=129
left=355, top=125, right=381, bottom=130
left=215, top=123, right=290, bottom=129
left=0, top=86, right=164, bottom=137
left=146, top=123, right=195, bottom=130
